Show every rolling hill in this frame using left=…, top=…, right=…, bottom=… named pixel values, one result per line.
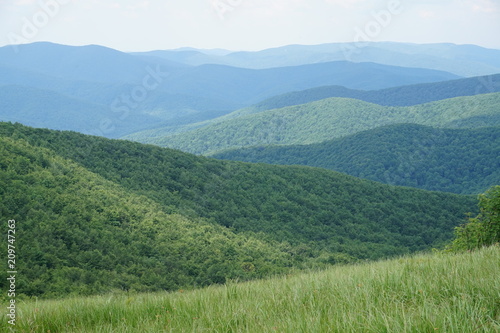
left=213, top=124, right=500, bottom=195
left=130, top=92, right=500, bottom=155
left=0, top=122, right=477, bottom=298
left=0, top=135, right=302, bottom=297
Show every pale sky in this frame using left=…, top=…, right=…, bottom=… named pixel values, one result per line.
left=1, top=0, right=499, bottom=52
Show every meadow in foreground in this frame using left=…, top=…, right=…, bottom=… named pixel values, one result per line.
left=3, top=245, right=499, bottom=332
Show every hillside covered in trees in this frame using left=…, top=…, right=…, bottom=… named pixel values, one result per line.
left=213, top=124, right=500, bottom=195
left=0, top=122, right=477, bottom=298
left=131, top=92, right=500, bottom=155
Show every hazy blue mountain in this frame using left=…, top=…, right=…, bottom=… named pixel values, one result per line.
left=1, top=42, right=460, bottom=104
left=0, top=83, right=244, bottom=138
left=223, top=42, right=500, bottom=77
left=0, top=63, right=70, bottom=89
left=134, top=42, right=500, bottom=77
left=157, top=61, right=459, bottom=105
left=0, top=85, right=167, bottom=137
left=213, top=124, right=500, bottom=195
left=0, top=42, right=185, bottom=84
left=241, top=73, right=500, bottom=115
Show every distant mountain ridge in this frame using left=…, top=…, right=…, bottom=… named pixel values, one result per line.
left=0, top=42, right=187, bottom=84
left=159, top=60, right=459, bottom=105
left=133, top=42, right=500, bottom=77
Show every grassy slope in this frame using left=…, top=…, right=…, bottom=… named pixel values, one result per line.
left=213, top=124, right=500, bottom=195
left=4, top=245, right=499, bottom=332
left=137, top=92, right=500, bottom=155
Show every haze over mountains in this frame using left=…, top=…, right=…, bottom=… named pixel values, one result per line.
left=1, top=41, right=499, bottom=197
left=2, top=41, right=499, bottom=139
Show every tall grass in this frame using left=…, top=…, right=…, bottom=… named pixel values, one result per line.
left=3, top=246, right=499, bottom=332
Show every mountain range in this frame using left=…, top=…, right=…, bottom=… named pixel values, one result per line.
left=133, top=42, right=500, bottom=77
left=3, top=42, right=478, bottom=138
left=125, top=73, right=500, bottom=140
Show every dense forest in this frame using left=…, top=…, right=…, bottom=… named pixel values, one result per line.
left=134, top=92, right=500, bottom=155
left=0, top=136, right=310, bottom=298
left=213, top=124, right=500, bottom=194
left=0, top=122, right=478, bottom=298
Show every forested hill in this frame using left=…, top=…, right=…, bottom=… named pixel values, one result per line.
left=0, top=136, right=304, bottom=297
left=134, top=92, right=500, bottom=155
left=0, top=122, right=477, bottom=298
left=213, top=124, right=500, bottom=195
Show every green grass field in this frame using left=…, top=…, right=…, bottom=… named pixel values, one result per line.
left=3, top=245, right=499, bottom=332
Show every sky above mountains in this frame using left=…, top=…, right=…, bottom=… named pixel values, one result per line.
left=1, top=0, right=499, bottom=52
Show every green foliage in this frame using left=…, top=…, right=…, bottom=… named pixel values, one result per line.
left=0, top=122, right=478, bottom=298
left=0, top=137, right=301, bottom=298
left=2, top=246, right=499, bottom=332
left=448, top=186, right=500, bottom=251
left=213, top=124, right=500, bottom=194
left=137, top=92, right=500, bottom=155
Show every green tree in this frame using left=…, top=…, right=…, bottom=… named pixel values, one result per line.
left=448, top=185, right=500, bottom=251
